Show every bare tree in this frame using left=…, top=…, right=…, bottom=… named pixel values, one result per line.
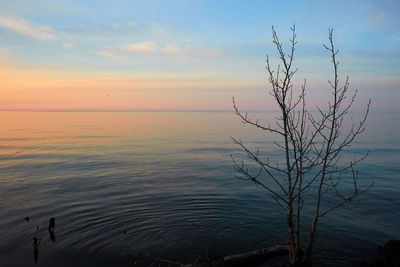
left=232, top=25, right=371, bottom=266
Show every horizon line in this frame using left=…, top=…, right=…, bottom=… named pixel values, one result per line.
left=0, top=108, right=245, bottom=113
left=0, top=108, right=392, bottom=113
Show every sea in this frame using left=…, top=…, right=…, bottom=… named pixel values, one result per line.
left=0, top=111, right=399, bottom=266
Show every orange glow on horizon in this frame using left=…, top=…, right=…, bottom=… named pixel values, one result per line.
left=0, top=63, right=265, bottom=111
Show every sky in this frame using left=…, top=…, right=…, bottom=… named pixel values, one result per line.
left=0, top=0, right=399, bottom=111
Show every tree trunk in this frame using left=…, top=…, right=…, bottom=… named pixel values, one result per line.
left=287, top=199, right=297, bottom=265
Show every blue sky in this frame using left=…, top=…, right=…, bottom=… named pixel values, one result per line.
left=0, top=0, right=399, bottom=110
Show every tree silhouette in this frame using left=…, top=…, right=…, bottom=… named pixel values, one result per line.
left=232, top=25, right=371, bottom=266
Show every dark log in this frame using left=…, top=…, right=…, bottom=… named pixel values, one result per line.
left=223, top=245, right=288, bottom=266
left=186, top=244, right=288, bottom=267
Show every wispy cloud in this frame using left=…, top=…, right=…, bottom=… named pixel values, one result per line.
left=91, top=50, right=118, bottom=59
left=162, top=44, right=226, bottom=59
left=0, top=47, right=9, bottom=53
left=93, top=41, right=158, bottom=59
left=92, top=41, right=228, bottom=61
left=62, top=42, right=75, bottom=48
left=0, top=16, right=56, bottom=40
left=373, top=13, right=385, bottom=25
left=123, top=41, right=227, bottom=59
left=163, top=44, right=183, bottom=56
left=0, top=46, right=11, bottom=60
left=123, top=42, right=157, bottom=53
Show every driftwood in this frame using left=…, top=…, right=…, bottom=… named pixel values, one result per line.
left=184, top=244, right=288, bottom=267
left=223, top=244, right=288, bottom=266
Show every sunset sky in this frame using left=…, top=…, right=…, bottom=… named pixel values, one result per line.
left=0, top=0, right=399, bottom=111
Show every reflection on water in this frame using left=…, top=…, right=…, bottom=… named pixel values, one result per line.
left=33, top=237, right=41, bottom=264
left=0, top=111, right=399, bottom=266
left=48, top=217, right=56, bottom=243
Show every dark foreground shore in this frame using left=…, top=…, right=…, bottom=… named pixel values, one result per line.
left=180, top=240, right=400, bottom=267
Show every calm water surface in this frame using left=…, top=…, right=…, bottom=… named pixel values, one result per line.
left=0, top=111, right=399, bottom=266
